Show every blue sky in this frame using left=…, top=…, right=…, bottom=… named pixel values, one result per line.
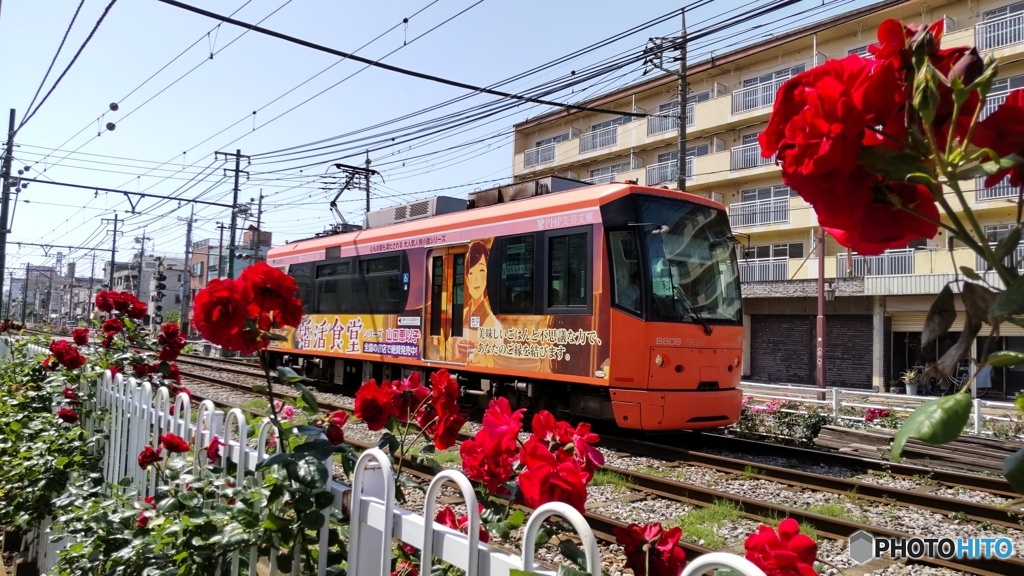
left=0, top=0, right=876, bottom=278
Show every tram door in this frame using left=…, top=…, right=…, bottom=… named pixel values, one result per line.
left=423, top=246, right=468, bottom=363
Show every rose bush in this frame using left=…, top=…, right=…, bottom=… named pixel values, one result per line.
left=761, top=18, right=1024, bottom=490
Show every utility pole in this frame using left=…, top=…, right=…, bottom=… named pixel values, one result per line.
left=676, top=10, right=687, bottom=192
left=88, top=252, right=95, bottom=322
left=0, top=109, right=16, bottom=317
left=101, top=213, right=119, bottom=287
left=816, top=227, right=827, bottom=401
left=134, top=232, right=151, bottom=298
left=5, top=270, right=12, bottom=319
left=364, top=154, right=372, bottom=218
left=179, top=206, right=194, bottom=330
left=252, top=192, right=264, bottom=261
left=216, top=149, right=249, bottom=279
left=644, top=14, right=687, bottom=191
left=216, top=222, right=226, bottom=279
left=20, top=263, right=28, bottom=324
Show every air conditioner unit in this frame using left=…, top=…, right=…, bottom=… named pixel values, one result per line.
left=365, top=196, right=466, bottom=229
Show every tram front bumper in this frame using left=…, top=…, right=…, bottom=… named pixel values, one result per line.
left=609, top=388, right=742, bottom=431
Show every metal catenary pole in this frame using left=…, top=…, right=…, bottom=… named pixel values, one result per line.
left=0, top=109, right=15, bottom=317
left=179, top=206, right=193, bottom=329
left=676, top=12, right=686, bottom=192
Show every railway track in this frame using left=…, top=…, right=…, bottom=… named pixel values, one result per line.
left=180, top=369, right=1024, bottom=575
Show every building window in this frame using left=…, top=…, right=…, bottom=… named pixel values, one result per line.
left=739, top=184, right=793, bottom=203
left=743, top=243, right=803, bottom=260
left=589, top=161, right=631, bottom=180
left=984, top=1, right=1024, bottom=21
left=742, top=65, right=804, bottom=87
left=986, top=224, right=1016, bottom=242
left=590, top=116, right=633, bottom=131
left=848, top=45, right=871, bottom=57
left=535, top=133, right=571, bottom=147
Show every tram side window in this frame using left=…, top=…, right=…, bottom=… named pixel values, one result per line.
left=609, top=231, right=641, bottom=313
left=316, top=260, right=365, bottom=314
left=362, top=255, right=404, bottom=314
left=547, top=230, right=589, bottom=310
left=289, top=263, right=316, bottom=313
left=497, top=234, right=535, bottom=313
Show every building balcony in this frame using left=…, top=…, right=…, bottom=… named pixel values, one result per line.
left=976, top=242, right=1024, bottom=273
left=579, top=125, right=619, bottom=154
left=645, top=156, right=693, bottom=186
left=976, top=13, right=1024, bottom=52
left=836, top=249, right=916, bottom=277
left=728, top=197, right=789, bottom=228
left=738, top=257, right=788, bottom=282
left=974, top=175, right=1018, bottom=202
left=731, top=78, right=786, bottom=114
left=523, top=143, right=556, bottom=169
left=646, top=104, right=694, bottom=137
left=730, top=142, right=775, bottom=171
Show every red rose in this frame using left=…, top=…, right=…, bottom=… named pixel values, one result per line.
left=744, top=518, right=818, bottom=576
left=191, top=278, right=263, bottom=354
left=559, top=421, right=604, bottom=482
left=159, top=433, right=190, bottom=454
left=127, top=298, right=148, bottom=320
left=426, top=370, right=466, bottom=450
left=974, top=90, right=1024, bottom=188
left=390, top=372, right=429, bottom=423
left=138, top=445, right=163, bottom=469
left=57, top=407, right=79, bottom=424
left=435, top=505, right=489, bottom=543
left=49, top=340, right=86, bottom=370
left=481, top=397, right=525, bottom=450
left=63, top=387, right=81, bottom=403
left=392, top=560, right=419, bottom=576
left=71, top=327, right=89, bottom=345
left=207, top=435, right=224, bottom=462
left=324, top=410, right=349, bottom=446
left=354, top=379, right=398, bottom=431
left=460, top=428, right=517, bottom=493
left=95, top=290, right=116, bottom=312
left=238, top=262, right=304, bottom=329
left=614, top=523, right=687, bottom=576
left=102, top=317, right=124, bottom=335
left=517, top=439, right=588, bottom=513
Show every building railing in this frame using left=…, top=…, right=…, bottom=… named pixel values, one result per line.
left=579, top=125, right=618, bottom=154
left=975, top=175, right=1019, bottom=201
left=976, top=12, right=1024, bottom=52
left=728, top=197, right=789, bottom=228
left=836, top=248, right=915, bottom=276
left=982, top=90, right=1009, bottom=120
left=583, top=173, right=616, bottom=184
left=976, top=242, right=1024, bottom=272
left=730, top=142, right=776, bottom=170
left=645, top=156, right=694, bottom=186
left=523, top=143, right=556, bottom=168
left=731, top=77, right=787, bottom=114
left=646, top=104, right=695, bottom=136
left=738, top=257, right=789, bottom=282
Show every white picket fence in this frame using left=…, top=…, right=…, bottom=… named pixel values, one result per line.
left=9, top=341, right=766, bottom=576
left=739, top=381, right=1021, bottom=437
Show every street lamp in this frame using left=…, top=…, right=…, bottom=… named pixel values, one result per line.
left=824, top=280, right=836, bottom=302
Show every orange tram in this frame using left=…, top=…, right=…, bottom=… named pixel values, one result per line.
left=266, top=178, right=744, bottom=431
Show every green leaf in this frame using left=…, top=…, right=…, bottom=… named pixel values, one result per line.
left=257, top=452, right=293, bottom=471
left=301, top=511, right=326, bottom=531
left=994, top=227, right=1023, bottom=262
left=276, top=366, right=305, bottom=384
left=859, top=147, right=930, bottom=182
left=314, top=490, right=335, bottom=511
left=252, top=385, right=269, bottom=394
left=294, top=383, right=320, bottom=413
left=1016, top=395, right=1024, bottom=413
left=959, top=266, right=982, bottom=281
left=922, top=285, right=956, bottom=347
left=266, top=332, right=289, bottom=342
left=287, top=454, right=329, bottom=489
left=991, top=276, right=1024, bottom=318
left=891, top=393, right=973, bottom=460
left=555, top=542, right=591, bottom=574
left=376, top=432, right=400, bottom=454
left=506, top=509, right=526, bottom=528
left=294, top=438, right=335, bottom=461
left=988, top=351, right=1024, bottom=368
left=1002, top=448, right=1024, bottom=494
left=914, top=65, right=941, bottom=125
left=55, top=456, right=68, bottom=468
left=511, top=570, right=541, bottom=576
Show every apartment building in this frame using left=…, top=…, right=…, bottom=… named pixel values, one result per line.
left=511, top=0, right=1024, bottom=397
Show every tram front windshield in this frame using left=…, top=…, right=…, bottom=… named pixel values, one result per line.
left=637, top=196, right=741, bottom=325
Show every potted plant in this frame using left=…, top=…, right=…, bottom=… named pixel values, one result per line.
left=900, top=367, right=920, bottom=396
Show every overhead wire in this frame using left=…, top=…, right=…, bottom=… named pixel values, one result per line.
left=21, top=0, right=87, bottom=119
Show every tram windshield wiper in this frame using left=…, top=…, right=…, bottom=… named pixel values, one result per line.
left=673, top=285, right=713, bottom=336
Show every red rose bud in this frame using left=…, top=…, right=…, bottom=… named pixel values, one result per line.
left=614, top=523, right=687, bottom=576
left=138, top=446, right=162, bottom=469
left=63, top=387, right=81, bottom=403
left=744, top=518, right=818, bottom=576
left=159, top=433, right=190, bottom=454
left=207, top=435, right=224, bottom=462
left=71, top=327, right=89, bottom=345
left=949, top=47, right=983, bottom=85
